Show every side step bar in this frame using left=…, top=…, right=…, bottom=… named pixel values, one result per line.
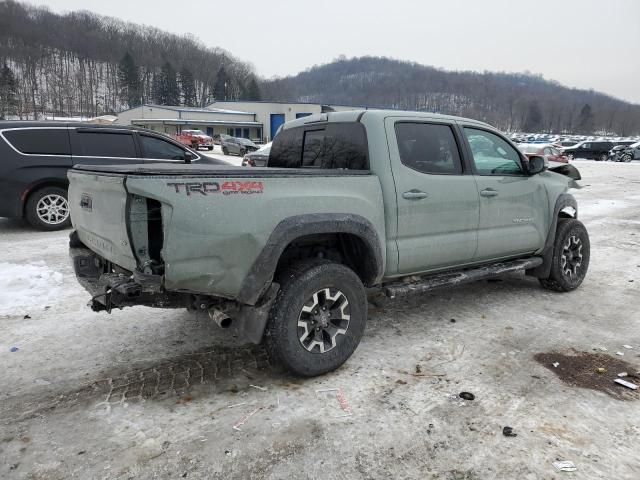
left=383, top=257, right=543, bottom=299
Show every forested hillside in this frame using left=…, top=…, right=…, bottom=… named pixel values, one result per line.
left=261, top=56, right=640, bottom=135
left=0, top=0, right=261, bottom=119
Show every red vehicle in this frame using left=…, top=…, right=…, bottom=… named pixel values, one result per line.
left=174, top=129, right=214, bottom=150
left=519, top=143, right=569, bottom=164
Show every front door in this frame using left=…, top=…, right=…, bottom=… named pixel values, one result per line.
left=462, top=127, right=548, bottom=261
left=386, top=119, right=480, bottom=274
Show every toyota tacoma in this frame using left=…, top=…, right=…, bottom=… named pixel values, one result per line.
left=68, top=110, right=589, bottom=376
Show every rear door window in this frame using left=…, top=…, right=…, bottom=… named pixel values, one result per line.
left=3, top=128, right=70, bottom=155
left=140, top=135, right=188, bottom=161
left=395, top=122, right=462, bottom=174
left=269, top=123, right=368, bottom=169
left=73, top=131, right=137, bottom=158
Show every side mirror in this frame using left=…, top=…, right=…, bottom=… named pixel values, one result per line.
left=526, top=155, right=545, bottom=175
left=184, top=151, right=195, bottom=164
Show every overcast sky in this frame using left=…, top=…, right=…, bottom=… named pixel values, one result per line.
left=24, top=0, right=640, bottom=103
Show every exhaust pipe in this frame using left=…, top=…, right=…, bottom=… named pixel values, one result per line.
left=208, top=307, right=232, bottom=328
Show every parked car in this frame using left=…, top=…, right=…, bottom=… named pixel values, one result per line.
left=242, top=142, right=271, bottom=167
left=0, top=121, right=224, bottom=230
left=237, top=137, right=259, bottom=153
left=67, top=109, right=587, bottom=377
left=606, top=141, right=636, bottom=161
left=561, top=141, right=614, bottom=161
left=618, top=142, right=640, bottom=162
left=558, top=140, right=579, bottom=147
left=519, top=144, right=569, bottom=164
left=174, top=129, right=213, bottom=150
left=221, top=136, right=255, bottom=156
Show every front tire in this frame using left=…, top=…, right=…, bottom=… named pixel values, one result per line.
left=265, top=260, right=367, bottom=377
left=567, top=153, right=575, bottom=160
left=539, top=218, right=590, bottom=292
left=622, top=154, right=632, bottom=163
left=25, top=186, right=71, bottom=231
left=598, top=153, right=607, bottom=161
left=222, top=147, right=229, bottom=155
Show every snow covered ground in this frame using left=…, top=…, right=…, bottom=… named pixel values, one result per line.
left=0, top=160, right=639, bottom=479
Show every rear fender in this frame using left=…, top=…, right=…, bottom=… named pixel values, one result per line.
left=237, top=213, right=384, bottom=305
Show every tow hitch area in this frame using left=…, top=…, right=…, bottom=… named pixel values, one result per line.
left=70, top=246, right=183, bottom=312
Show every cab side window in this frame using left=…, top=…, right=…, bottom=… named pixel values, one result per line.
left=395, top=123, right=462, bottom=174
left=140, top=135, right=188, bottom=160
left=464, top=128, right=523, bottom=175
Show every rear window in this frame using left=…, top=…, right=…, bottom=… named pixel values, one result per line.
left=3, top=128, right=70, bottom=155
left=74, top=131, right=137, bottom=158
left=269, top=123, right=368, bottom=170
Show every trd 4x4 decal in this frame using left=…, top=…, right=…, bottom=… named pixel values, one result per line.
left=167, top=181, right=264, bottom=196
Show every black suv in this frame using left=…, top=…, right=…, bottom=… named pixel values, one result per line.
left=0, top=122, right=223, bottom=230
left=562, top=141, right=614, bottom=161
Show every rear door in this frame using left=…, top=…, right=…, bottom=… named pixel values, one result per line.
left=386, top=118, right=480, bottom=274
left=462, top=127, right=547, bottom=261
left=69, top=128, right=141, bottom=166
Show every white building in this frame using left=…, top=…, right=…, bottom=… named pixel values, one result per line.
left=116, top=101, right=359, bottom=142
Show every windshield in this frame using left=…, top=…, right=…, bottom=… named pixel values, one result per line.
left=238, top=138, right=256, bottom=147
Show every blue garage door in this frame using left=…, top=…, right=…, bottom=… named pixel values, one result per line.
left=270, top=114, right=286, bottom=139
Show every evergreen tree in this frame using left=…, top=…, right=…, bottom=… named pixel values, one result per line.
left=0, top=63, right=19, bottom=119
left=241, top=76, right=261, bottom=101
left=179, top=67, right=197, bottom=106
left=213, top=66, right=229, bottom=101
left=154, top=61, right=180, bottom=105
left=577, top=104, right=594, bottom=134
left=523, top=100, right=543, bottom=132
left=117, top=52, right=141, bottom=108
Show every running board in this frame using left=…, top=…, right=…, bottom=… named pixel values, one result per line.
left=383, top=257, right=543, bottom=299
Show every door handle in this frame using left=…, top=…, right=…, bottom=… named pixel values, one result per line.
left=480, top=188, right=498, bottom=197
left=402, top=190, right=429, bottom=200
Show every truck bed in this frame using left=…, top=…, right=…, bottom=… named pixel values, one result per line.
left=68, top=163, right=385, bottom=303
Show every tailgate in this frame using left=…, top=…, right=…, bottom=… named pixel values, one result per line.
left=68, top=170, right=137, bottom=271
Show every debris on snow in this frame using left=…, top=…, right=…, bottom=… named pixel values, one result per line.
left=232, top=407, right=261, bottom=431
left=459, top=392, right=475, bottom=401
left=227, top=402, right=247, bottom=409
left=552, top=362, right=560, bottom=368
left=337, top=388, right=352, bottom=414
left=10, top=346, right=19, bottom=352
left=596, top=367, right=606, bottom=374
left=502, top=426, right=517, bottom=437
left=552, top=460, right=577, bottom=472
left=249, top=384, right=267, bottom=391
left=617, top=372, right=628, bottom=377
left=614, top=378, right=638, bottom=390
left=622, top=345, right=633, bottom=349
left=616, top=351, right=624, bottom=356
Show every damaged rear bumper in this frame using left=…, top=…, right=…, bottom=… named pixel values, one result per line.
left=70, top=246, right=183, bottom=312
left=69, top=232, right=278, bottom=344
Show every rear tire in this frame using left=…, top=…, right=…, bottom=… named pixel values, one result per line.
left=264, top=260, right=367, bottom=377
left=25, top=186, right=71, bottom=231
left=539, top=218, right=590, bottom=292
left=567, top=153, right=575, bottom=160
left=598, top=153, right=607, bottom=161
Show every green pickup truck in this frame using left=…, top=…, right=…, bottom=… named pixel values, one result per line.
left=68, top=110, right=589, bottom=376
